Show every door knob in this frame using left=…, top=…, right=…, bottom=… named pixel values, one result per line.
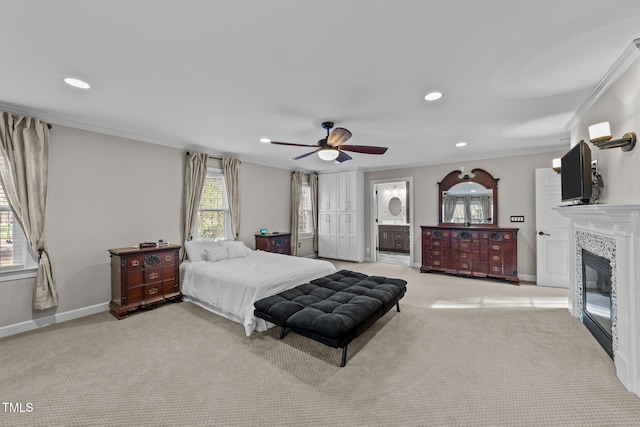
left=538, top=231, right=550, bottom=236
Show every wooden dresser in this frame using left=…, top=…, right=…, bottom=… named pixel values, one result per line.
left=109, top=244, right=182, bottom=319
left=255, top=233, right=291, bottom=255
left=420, top=226, right=519, bottom=284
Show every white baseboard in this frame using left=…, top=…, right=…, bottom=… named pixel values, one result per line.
left=518, top=274, right=536, bottom=283
left=0, top=302, right=109, bottom=339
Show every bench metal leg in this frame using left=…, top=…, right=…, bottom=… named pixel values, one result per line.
left=279, top=327, right=289, bottom=339
left=340, top=346, right=348, bottom=367
left=396, top=302, right=401, bottom=312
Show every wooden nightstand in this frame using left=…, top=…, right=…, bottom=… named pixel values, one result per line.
left=108, top=244, right=182, bottom=319
left=255, top=233, right=291, bottom=255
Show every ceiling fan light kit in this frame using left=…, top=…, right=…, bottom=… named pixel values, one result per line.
left=318, top=148, right=340, bottom=161
left=269, top=121, right=388, bottom=164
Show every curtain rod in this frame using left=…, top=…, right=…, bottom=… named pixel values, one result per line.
left=186, top=152, right=241, bottom=163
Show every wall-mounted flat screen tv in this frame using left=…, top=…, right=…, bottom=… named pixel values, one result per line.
left=561, top=140, right=592, bottom=203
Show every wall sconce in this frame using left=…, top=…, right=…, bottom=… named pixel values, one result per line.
left=552, top=158, right=561, bottom=173
left=588, top=121, right=636, bottom=151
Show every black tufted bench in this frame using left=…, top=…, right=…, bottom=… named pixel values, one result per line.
left=254, top=270, right=407, bottom=366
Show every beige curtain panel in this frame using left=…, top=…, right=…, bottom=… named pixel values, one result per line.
left=290, top=171, right=304, bottom=256
left=0, top=112, right=57, bottom=310
left=310, top=173, right=319, bottom=252
left=181, top=152, right=208, bottom=261
left=222, top=157, right=240, bottom=240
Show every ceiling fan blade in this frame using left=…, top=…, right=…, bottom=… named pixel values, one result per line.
left=327, top=127, right=352, bottom=147
left=335, top=151, right=352, bottom=163
left=270, top=140, right=317, bottom=148
left=339, top=145, right=388, bottom=155
left=291, top=149, right=319, bottom=160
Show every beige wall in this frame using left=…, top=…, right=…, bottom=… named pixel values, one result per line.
left=365, top=150, right=565, bottom=279
left=0, top=122, right=568, bottom=330
left=0, top=125, right=306, bottom=330
left=570, top=57, right=640, bottom=203
left=0, top=125, right=185, bottom=328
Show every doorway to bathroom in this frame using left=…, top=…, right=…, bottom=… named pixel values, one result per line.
left=372, top=178, right=413, bottom=267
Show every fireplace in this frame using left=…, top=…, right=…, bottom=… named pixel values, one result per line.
left=582, top=249, right=613, bottom=358
left=554, top=204, right=640, bottom=397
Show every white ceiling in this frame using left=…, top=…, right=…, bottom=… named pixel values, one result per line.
left=2, top=1, right=640, bottom=172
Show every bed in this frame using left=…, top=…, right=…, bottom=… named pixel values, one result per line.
left=180, top=240, right=336, bottom=336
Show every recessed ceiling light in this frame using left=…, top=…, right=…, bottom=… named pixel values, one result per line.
left=424, top=91, right=443, bottom=101
left=64, top=77, right=91, bottom=89
left=456, top=142, right=467, bottom=147
left=260, top=138, right=271, bottom=143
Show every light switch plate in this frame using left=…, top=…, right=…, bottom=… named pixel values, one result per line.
left=510, top=216, right=525, bottom=223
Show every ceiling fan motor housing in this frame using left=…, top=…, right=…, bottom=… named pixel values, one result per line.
left=321, top=121, right=334, bottom=131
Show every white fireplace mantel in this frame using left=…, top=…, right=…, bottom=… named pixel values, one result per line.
left=554, top=204, right=640, bottom=397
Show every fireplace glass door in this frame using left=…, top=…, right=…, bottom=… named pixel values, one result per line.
left=582, top=249, right=613, bottom=357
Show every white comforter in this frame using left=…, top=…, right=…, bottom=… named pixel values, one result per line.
left=180, top=251, right=336, bottom=336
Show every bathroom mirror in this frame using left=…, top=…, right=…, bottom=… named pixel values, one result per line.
left=438, top=168, right=499, bottom=227
left=388, top=197, right=403, bottom=216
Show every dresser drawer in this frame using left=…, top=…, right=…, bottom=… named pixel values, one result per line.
left=489, top=242, right=504, bottom=252
left=144, top=267, right=163, bottom=285
left=457, top=260, right=472, bottom=272
left=161, top=251, right=176, bottom=266
left=143, top=284, right=164, bottom=303
left=126, top=255, right=146, bottom=270
left=489, top=263, right=503, bottom=275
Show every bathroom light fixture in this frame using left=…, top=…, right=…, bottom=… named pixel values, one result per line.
left=588, top=121, right=636, bottom=151
left=317, top=148, right=339, bottom=161
left=552, top=158, right=561, bottom=173
left=63, top=77, right=91, bottom=89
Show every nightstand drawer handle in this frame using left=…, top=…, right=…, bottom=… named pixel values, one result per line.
left=149, top=273, right=158, bottom=280
left=131, top=260, right=140, bottom=267
left=492, top=245, right=500, bottom=250
left=165, top=256, right=172, bottom=262
left=148, top=287, right=159, bottom=295
left=493, top=255, right=501, bottom=261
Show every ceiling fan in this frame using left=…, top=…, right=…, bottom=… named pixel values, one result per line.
left=269, top=121, right=388, bottom=163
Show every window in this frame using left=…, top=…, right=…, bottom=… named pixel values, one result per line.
left=0, top=183, right=36, bottom=278
left=298, top=182, right=314, bottom=236
left=451, top=197, right=484, bottom=224
left=194, top=170, right=232, bottom=241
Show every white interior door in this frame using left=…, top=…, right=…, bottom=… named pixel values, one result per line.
left=535, top=168, right=570, bottom=288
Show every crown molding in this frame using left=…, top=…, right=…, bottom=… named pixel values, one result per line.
left=566, top=38, right=640, bottom=131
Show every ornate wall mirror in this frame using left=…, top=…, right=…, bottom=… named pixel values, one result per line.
left=438, top=168, right=499, bottom=227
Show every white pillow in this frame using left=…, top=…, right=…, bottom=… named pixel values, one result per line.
left=204, top=246, right=229, bottom=262
left=222, top=241, right=249, bottom=259
left=184, top=240, right=221, bottom=261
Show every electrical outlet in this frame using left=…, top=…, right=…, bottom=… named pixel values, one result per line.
left=510, top=216, right=525, bottom=223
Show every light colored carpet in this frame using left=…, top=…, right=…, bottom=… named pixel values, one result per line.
left=2, top=261, right=640, bottom=426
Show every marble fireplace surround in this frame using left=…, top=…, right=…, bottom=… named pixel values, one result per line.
left=554, top=204, right=640, bottom=397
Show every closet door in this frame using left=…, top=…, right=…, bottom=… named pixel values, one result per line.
left=337, top=212, right=358, bottom=260
left=318, top=212, right=337, bottom=259
left=336, top=171, right=357, bottom=211
left=318, top=173, right=337, bottom=212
